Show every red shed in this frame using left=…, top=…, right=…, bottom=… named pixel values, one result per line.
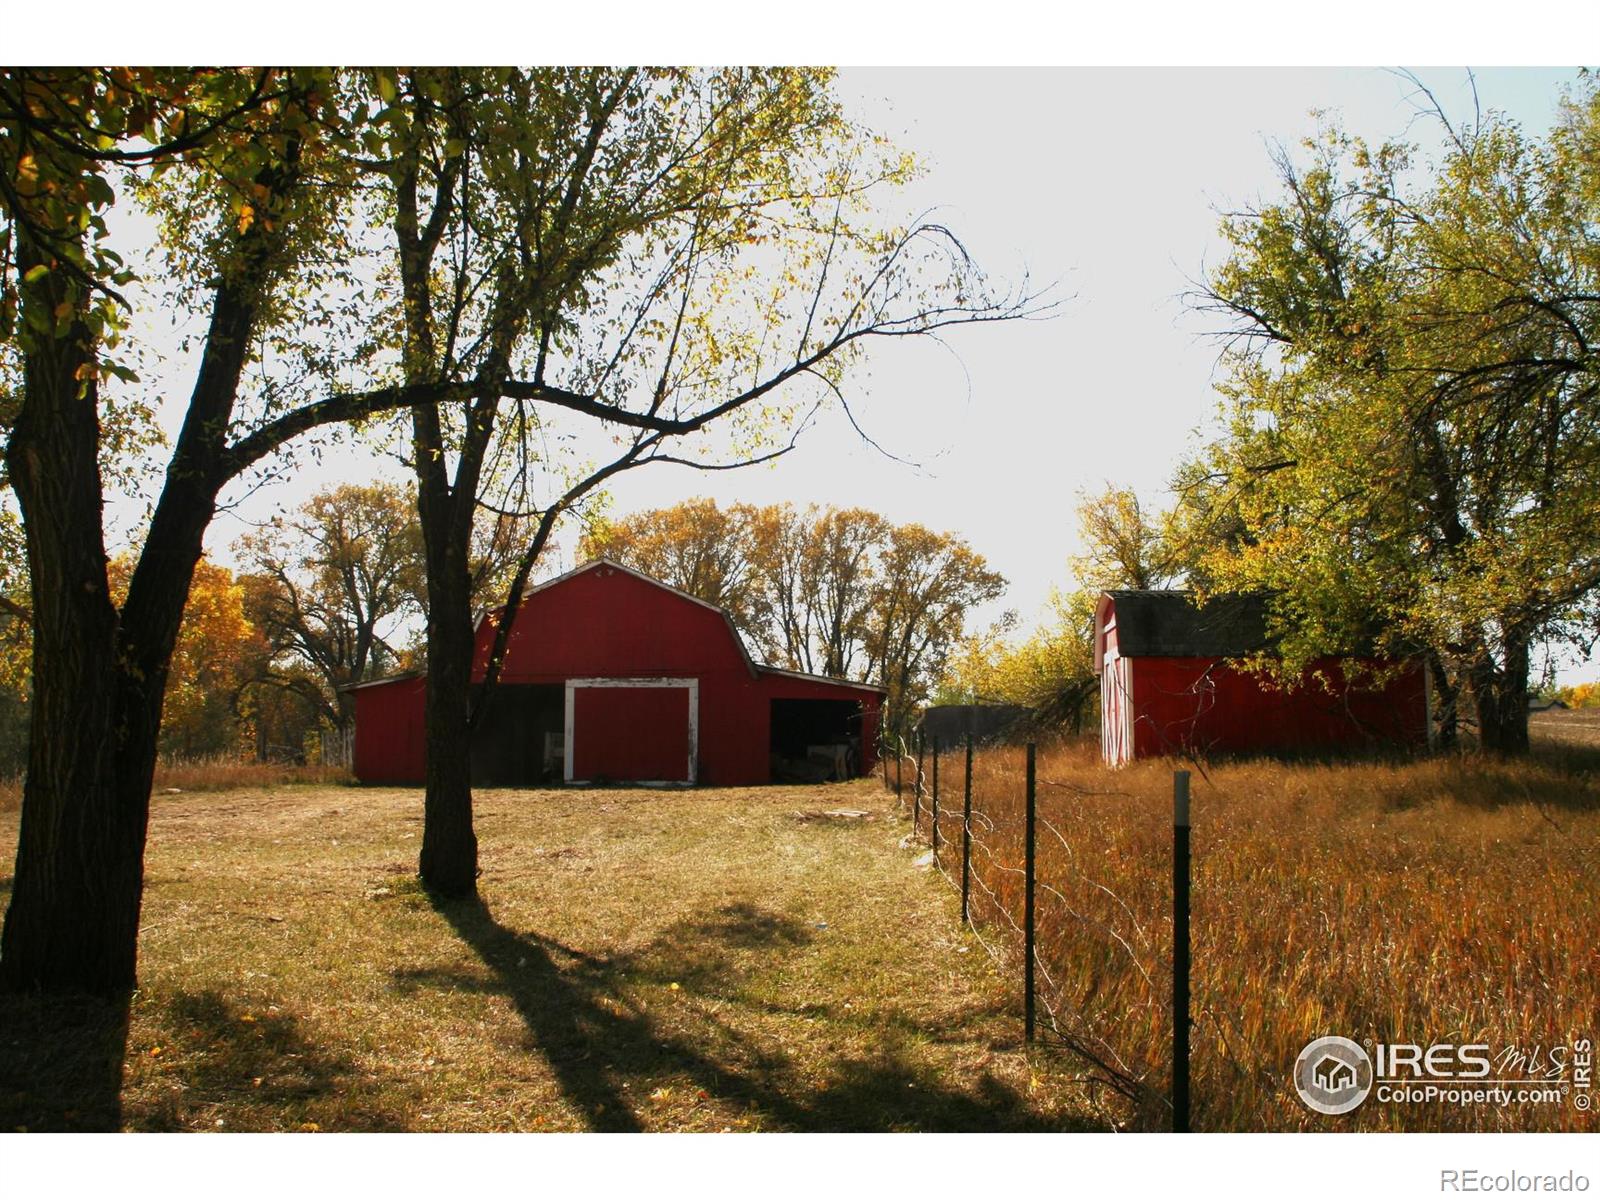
left=1093, top=590, right=1428, bottom=766
left=349, top=559, right=883, bottom=787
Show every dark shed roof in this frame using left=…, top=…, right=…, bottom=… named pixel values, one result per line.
left=1105, top=590, right=1272, bottom=659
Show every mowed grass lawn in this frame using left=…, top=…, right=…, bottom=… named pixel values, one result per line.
left=0, top=780, right=1095, bottom=1133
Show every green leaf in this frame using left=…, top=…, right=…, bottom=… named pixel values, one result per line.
left=22, top=264, right=49, bottom=285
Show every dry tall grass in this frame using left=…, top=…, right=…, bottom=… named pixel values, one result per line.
left=910, top=738, right=1599, bottom=1131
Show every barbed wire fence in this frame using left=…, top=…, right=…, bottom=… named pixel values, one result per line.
left=875, top=719, right=1598, bottom=1135
left=886, top=730, right=1200, bottom=1131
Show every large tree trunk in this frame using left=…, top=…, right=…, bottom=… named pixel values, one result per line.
left=392, top=105, right=483, bottom=899
left=405, top=384, right=486, bottom=899
left=0, top=270, right=138, bottom=992
left=1426, top=651, right=1461, bottom=751
left=416, top=547, right=479, bottom=897
left=0, top=270, right=262, bottom=994
left=1469, top=633, right=1531, bottom=756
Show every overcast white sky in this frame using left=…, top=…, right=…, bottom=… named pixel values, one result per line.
left=170, top=66, right=1593, bottom=683
left=595, top=67, right=1586, bottom=607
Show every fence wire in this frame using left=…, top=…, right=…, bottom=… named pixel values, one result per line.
left=903, top=741, right=1175, bottom=1124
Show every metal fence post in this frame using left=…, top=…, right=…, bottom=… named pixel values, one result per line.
left=1024, top=742, right=1036, bottom=1044
left=1173, top=769, right=1192, bottom=1133
left=931, top=740, right=940, bottom=861
left=914, top=730, right=925, bottom=836
left=961, top=734, right=973, bottom=925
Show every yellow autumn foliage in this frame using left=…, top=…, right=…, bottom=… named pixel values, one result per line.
left=108, top=555, right=268, bottom=758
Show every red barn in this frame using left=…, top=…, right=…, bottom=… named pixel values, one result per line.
left=1093, top=590, right=1428, bottom=766
left=349, top=558, right=883, bottom=787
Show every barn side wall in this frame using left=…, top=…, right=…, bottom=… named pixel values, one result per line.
left=1127, top=656, right=1427, bottom=761
left=351, top=676, right=427, bottom=784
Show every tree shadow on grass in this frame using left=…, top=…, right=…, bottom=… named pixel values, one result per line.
left=0, top=989, right=130, bottom=1132
left=408, top=893, right=1092, bottom=1132
left=0, top=875, right=130, bottom=1131
left=129, top=989, right=405, bottom=1131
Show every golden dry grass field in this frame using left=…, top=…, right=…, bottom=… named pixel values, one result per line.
left=911, top=734, right=1600, bottom=1132
left=3, top=735, right=1596, bottom=1133
left=0, top=780, right=1096, bottom=1133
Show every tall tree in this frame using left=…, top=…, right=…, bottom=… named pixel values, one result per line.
left=864, top=522, right=1008, bottom=730
left=1187, top=83, right=1600, bottom=753
left=0, top=69, right=454, bottom=994
left=803, top=507, right=889, bottom=679
left=236, top=481, right=426, bottom=733
left=363, top=67, right=1041, bottom=896
left=1072, top=485, right=1179, bottom=591
left=745, top=502, right=824, bottom=670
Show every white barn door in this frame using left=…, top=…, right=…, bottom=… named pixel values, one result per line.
left=1101, top=653, right=1135, bottom=767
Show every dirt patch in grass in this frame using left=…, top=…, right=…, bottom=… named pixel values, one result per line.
left=1532, top=708, right=1600, bottom=750
left=0, top=781, right=1095, bottom=1132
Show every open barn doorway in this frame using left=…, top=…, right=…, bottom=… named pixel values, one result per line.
left=770, top=698, right=862, bottom=782
left=470, top=684, right=566, bottom=785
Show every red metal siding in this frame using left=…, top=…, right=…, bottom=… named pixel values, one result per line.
left=352, top=675, right=427, bottom=783
left=475, top=564, right=748, bottom=681
left=571, top=685, right=691, bottom=782
left=352, top=561, right=884, bottom=786
left=1126, top=656, right=1427, bottom=761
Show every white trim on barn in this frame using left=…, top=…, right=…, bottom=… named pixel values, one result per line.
left=756, top=664, right=884, bottom=694
left=1100, top=645, right=1136, bottom=768
left=563, top=676, right=700, bottom=786
left=1092, top=594, right=1116, bottom=675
